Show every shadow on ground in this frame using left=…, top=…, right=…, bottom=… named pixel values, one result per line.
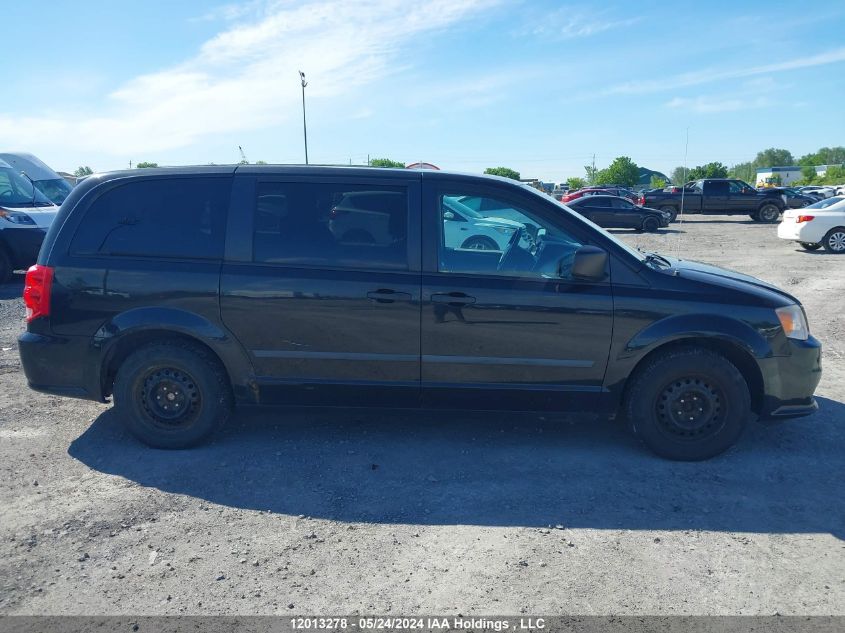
left=69, top=397, right=845, bottom=536
left=0, top=278, right=24, bottom=300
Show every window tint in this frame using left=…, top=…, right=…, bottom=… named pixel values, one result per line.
left=589, top=197, right=612, bottom=208
left=611, top=197, right=634, bottom=209
left=438, top=191, right=583, bottom=280
left=71, top=178, right=230, bottom=259
left=705, top=180, right=729, bottom=195
left=253, top=182, right=407, bottom=270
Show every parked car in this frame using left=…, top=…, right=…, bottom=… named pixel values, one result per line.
left=766, top=187, right=816, bottom=209
left=639, top=179, right=787, bottom=222
left=0, top=152, right=74, bottom=206
left=19, top=166, right=821, bottom=461
left=777, top=196, right=845, bottom=253
left=566, top=195, right=670, bottom=232
left=797, top=186, right=835, bottom=199
left=0, top=158, right=59, bottom=282
left=562, top=187, right=637, bottom=204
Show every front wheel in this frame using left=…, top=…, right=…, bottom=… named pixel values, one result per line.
left=641, top=216, right=661, bottom=233
left=755, top=204, right=780, bottom=223
left=799, top=242, right=822, bottom=251
left=823, top=228, right=845, bottom=253
left=113, top=342, right=233, bottom=449
left=624, top=347, right=751, bottom=461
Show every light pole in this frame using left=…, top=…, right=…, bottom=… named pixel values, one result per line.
left=299, top=70, right=308, bottom=165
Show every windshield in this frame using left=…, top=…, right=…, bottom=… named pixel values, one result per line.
left=0, top=167, right=54, bottom=206
left=520, top=183, right=649, bottom=263
left=34, top=178, right=73, bottom=205
left=805, top=196, right=844, bottom=210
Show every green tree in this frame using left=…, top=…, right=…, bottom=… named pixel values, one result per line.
left=670, top=166, right=688, bottom=185
left=798, top=146, right=845, bottom=166
left=567, top=176, right=586, bottom=190
left=73, top=166, right=93, bottom=177
left=255, top=160, right=268, bottom=165
left=728, top=161, right=755, bottom=183
left=650, top=175, right=667, bottom=189
left=584, top=164, right=598, bottom=185
left=752, top=148, right=794, bottom=169
left=801, top=165, right=817, bottom=183
left=484, top=166, right=520, bottom=180
left=596, top=156, right=639, bottom=187
left=135, top=161, right=159, bottom=168
left=687, top=161, right=729, bottom=180
left=370, top=158, right=405, bottom=168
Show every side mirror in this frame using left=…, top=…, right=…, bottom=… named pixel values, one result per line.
left=570, top=245, right=608, bottom=281
left=443, top=211, right=455, bottom=221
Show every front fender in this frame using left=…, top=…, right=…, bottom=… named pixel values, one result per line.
left=93, top=307, right=257, bottom=403
left=623, top=313, right=773, bottom=361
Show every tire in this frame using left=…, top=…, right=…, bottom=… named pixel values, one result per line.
left=113, top=342, right=233, bottom=449
left=755, top=203, right=780, bottom=223
left=822, top=227, right=845, bottom=253
left=461, top=235, right=499, bottom=250
left=659, top=206, right=678, bottom=222
left=799, top=242, right=822, bottom=251
left=624, top=347, right=751, bottom=461
left=0, top=248, right=11, bottom=284
left=749, top=212, right=759, bottom=221
left=641, top=216, right=660, bottom=233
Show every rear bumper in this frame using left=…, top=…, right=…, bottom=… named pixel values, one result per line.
left=0, top=227, right=47, bottom=269
left=18, top=330, right=105, bottom=402
left=757, top=335, right=822, bottom=423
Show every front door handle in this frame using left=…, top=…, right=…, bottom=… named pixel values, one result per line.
left=431, top=292, right=476, bottom=306
left=367, top=289, right=412, bottom=303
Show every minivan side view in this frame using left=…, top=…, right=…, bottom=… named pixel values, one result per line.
left=18, top=166, right=822, bottom=460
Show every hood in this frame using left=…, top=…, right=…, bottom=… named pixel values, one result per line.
left=0, top=203, right=59, bottom=229
left=666, top=256, right=799, bottom=305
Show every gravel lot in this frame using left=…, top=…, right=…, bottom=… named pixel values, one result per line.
left=1, top=214, right=843, bottom=616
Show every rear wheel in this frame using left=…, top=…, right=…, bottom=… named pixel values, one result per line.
left=755, top=203, right=780, bottom=223
left=659, top=206, right=677, bottom=222
left=822, top=228, right=845, bottom=253
left=799, top=242, right=822, bottom=251
left=461, top=235, right=499, bottom=250
left=113, top=342, right=233, bottom=449
left=641, top=216, right=661, bottom=233
left=624, top=347, right=751, bottom=461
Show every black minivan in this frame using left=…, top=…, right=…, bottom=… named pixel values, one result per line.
left=18, top=166, right=821, bottom=460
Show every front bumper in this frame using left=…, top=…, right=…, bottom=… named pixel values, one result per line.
left=757, top=335, right=822, bottom=423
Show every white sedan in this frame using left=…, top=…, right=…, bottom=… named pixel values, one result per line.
left=777, top=196, right=845, bottom=253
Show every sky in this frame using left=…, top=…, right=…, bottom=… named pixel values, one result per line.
left=2, top=0, right=844, bottom=181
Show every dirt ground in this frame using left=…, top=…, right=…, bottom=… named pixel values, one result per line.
left=0, top=214, right=843, bottom=616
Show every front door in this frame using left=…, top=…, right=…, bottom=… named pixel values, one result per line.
left=420, top=180, right=613, bottom=411
left=220, top=175, right=422, bottom=406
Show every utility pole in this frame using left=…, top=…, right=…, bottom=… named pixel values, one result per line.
left=299, top=71, right=309, bottom=165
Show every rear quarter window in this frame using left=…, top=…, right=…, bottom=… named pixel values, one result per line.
left=70, top=177, right=231, bottom=259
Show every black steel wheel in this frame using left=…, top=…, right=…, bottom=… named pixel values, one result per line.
left=756, top=204, right=780, bottom=223
left=113, top=342, right=233, bottom=449
left=624, top=347, right=751, bottom=460
left=642, top=216, right=661, bottom=233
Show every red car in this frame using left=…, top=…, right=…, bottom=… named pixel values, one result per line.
left=561, top=187, right=638, bottom=204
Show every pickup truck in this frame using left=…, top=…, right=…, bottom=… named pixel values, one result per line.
left=638, top=178, right=787, bottom=223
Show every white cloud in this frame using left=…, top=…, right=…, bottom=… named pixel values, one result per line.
left=0, top=0, right=498, bottom=159
left=665, top=95, right=770, bottom=114
left=519, top=7, right=640, bottom=40
left=609, top=46, right=845, bottom=95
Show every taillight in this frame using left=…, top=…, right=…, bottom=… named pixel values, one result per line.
left=796, top=215, right=815, bottom=223
left=638, top=195, right=646, bottom=205
left=23, top=265, right=54, bottom=322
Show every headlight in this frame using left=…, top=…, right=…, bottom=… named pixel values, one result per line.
left=0, top=209, right=36, bottom=225
left=776, top=304, right=809, bottom=341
